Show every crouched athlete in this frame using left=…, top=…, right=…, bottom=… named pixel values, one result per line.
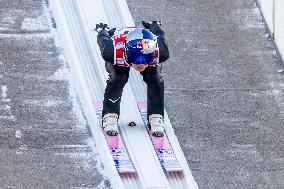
left=96, top=21, right=169, bottom=137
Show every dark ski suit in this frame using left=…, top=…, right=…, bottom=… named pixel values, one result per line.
left=97, top=24, right=169, bottom=119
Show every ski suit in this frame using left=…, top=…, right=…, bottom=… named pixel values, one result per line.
left=97, top=24, right=169, bottom=119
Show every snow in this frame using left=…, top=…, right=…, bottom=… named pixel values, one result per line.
left=0, top=33, right=52, bottom=38
left=258, top=0, right=284, bottom=61
left=0, top=85, right=14, bottom=120
left=21, top=16, right=49, bottom=31
left=0, top=10, right=22, bottom=31
left=0, top=2, right=52, bottom=39
left=231, top=3, right=265, bottom=30
left=21, top=2, right=49, bottom=32
left=23, top=99, right=66, bottom=107
left=2, top=16, right=15, bottom=25
left=269, top=82, right=284, bottom=114
left=15, top=130, right=23, bottom=139
left=278, top=69, right=284, bottom=73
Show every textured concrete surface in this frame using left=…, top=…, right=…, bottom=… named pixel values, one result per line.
left=0, top=0, right=108, bottom=188
left=127, top=0, right=284, bottom=188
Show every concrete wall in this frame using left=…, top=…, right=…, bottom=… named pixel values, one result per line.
left=258, top=0, right=284, bottom=61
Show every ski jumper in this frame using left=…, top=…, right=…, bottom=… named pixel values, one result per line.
left=97, top=25, right=169, bottom=119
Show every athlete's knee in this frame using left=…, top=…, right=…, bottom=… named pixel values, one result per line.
left=143, top=72, right=164, bottom=86
left=110, top=73, right=129, bottom=85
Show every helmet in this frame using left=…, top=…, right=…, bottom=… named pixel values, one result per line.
left=125, top=28, right=157, bottom=64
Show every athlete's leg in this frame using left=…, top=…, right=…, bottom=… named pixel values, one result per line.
left=103, top=62, right=130, bottom=117
left=140, top=65, right=164, bottom=118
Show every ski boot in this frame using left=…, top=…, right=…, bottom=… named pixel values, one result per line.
left=149, top=114, right=165, bottom=137
left=102, top=113, right=119, bottom=136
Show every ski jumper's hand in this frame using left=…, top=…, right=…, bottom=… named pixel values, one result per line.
left=142, top=21, right=169, bottom=63
left=142, top=21, right=164, bottom=37
left=95, top=23, right=116, bottom=37
left=95, top=23, right=108, bottom=32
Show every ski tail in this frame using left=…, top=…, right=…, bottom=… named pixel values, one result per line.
left=93, top=101, right=136, bottom=173
left=137, top=101, right=183, bottom=172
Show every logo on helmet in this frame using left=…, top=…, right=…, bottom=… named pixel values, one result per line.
left=125, top=28, right=157, bottom=64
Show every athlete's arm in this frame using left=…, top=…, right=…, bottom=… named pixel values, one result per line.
left=97, top=30, right=114, bottom=64
left=147, top=22, right=169, bottom=63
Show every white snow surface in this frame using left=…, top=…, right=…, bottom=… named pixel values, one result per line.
left=15, top=130, right=23, bottom=139
left=0, top=10, right=22, bottom=31
left=0, top=3, right=49, bottom=32
left=258, top=0, right=284, bottom=61
left=21, top=16, right=49, bottom=31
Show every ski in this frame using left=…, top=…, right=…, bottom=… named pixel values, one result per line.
left=137, top=102, right=183, bottom=172
left=93, top=102, right=136, bottom=173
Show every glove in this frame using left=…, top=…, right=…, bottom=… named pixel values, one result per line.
left=142, top=21, right=163, bottom=36
left=95, top=23, right=116, bottom=36
left=95, top=23, right=108, bottom=32
left=142, top=21, right=151, bottom=29
left=107, top=27, right=116, bottom=37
